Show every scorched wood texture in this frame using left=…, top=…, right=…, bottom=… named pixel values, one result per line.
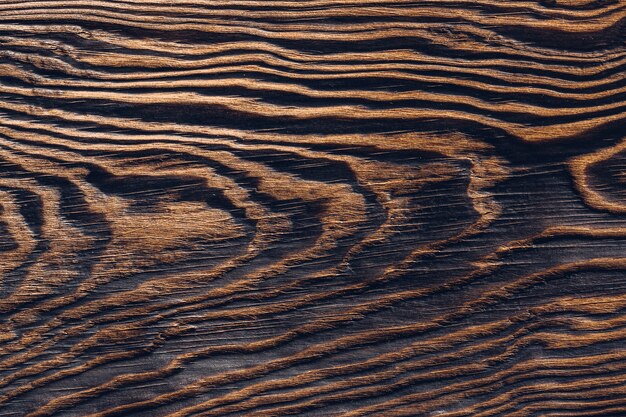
left=0, top=0, right=625, bottom=416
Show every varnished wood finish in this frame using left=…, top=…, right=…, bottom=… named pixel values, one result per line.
left=0, top=1, right=625, bottom=416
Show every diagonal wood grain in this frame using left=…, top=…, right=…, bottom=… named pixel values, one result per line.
left=0, top=0, right=625, bottom=416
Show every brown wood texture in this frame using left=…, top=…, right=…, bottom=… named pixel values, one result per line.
left=0, top=1, right=625, bottom=416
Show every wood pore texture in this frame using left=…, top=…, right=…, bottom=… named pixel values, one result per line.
left=0, top=1, right=625, bottom=416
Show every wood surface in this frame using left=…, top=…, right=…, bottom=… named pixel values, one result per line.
left=0, top=1, right=625, bottom=416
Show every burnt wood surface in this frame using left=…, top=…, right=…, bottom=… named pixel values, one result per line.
left=0, top=1, right=626, bottom=416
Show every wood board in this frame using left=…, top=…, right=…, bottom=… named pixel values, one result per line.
left=0, top=1, right=625, bottom=416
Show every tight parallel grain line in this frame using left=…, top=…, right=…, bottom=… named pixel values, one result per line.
left=2, top=5, right=626, bottom=34
left=1, top=83, right=625, bottom=142
left=2, top=21, right=625, bottom=68
left=2, top=0, right=625, bottom=19
left=5, top=28, right=623, bottom=67
left=3, top=62, right=626, bottom=107
left=3, top=68, right=626, bottom=121
left=3, top=49, right=625, bottom=99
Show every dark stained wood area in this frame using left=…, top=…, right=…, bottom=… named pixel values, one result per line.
left=0, top=1, right=625, bottom=416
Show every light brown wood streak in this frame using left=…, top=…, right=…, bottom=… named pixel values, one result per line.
left=0, top=1, right=625, bottom=417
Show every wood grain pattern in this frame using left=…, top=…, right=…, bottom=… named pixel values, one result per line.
left=0, top=0, right=625, bottom=416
